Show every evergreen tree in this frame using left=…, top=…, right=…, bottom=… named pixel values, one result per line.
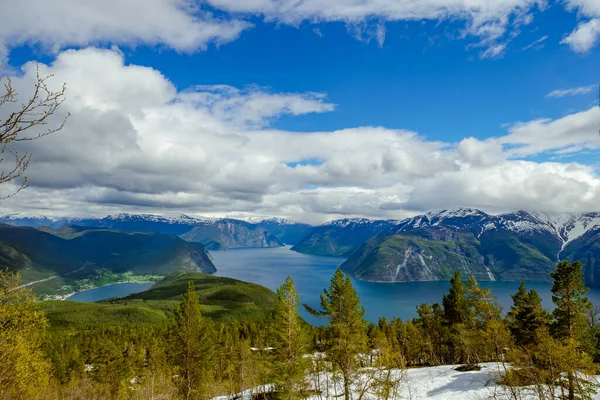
left=551, top=260, right=594, bottom=400
left=465, top=275, right=501, bottom=328
left=273, top=276, right=308, bottom=400
left=442, top=271, right=469, bottom=326
left=551, top=260, right=592, bottom=341
left=0, top=270, right=51, bottom=399
left=305, top=268, right=367, bottom=400
left=169, top=281, right=216, bottom=400
left=508, top=283, right=549, bottom=346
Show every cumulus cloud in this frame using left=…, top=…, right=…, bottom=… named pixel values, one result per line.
left=1, top=48, right=600, bottom=223
left=561, top=19, right=600, bottom=53
left=561, top=0, right=600, bottom=53
left=499, top=108, right=600, bottom=157
left=547, top=84, right=596, bottom=98
left=0, top=0, right=250, bottom=57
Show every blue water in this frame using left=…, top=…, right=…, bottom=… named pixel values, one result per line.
left=211, top=246, right=600, bottom=324
left=67, top=283, right=152, bottom=302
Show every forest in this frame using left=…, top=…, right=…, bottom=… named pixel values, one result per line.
left=1, top=259, right=599, bottom=400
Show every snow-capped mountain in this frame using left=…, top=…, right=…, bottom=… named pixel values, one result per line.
left=0, top=212, right=313, bottom=249
left=242, top=216, right=302, bottom=225
left=393, top=208, right=600, bottom=258
left=0, top=213, right=63, bottom=228
left=336, top=208, right=600, bottom=285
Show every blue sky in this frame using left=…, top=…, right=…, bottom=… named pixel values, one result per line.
left=1, top=0, right=600, bottom=222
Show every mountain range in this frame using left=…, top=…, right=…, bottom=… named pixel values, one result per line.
left=3, top=208, right=600, bottom=286
left=0, top=213, right=312, bottom=250
left=335, top=209, right=600, bottom=285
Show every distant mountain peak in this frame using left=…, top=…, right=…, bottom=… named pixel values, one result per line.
left=242, top=216, right=303, bottom=225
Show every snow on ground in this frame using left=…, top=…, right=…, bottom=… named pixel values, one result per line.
left=217, top=363, right=600, bottom=400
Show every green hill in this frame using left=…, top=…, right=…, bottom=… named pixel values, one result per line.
left=39, top=272, right=277, bottom=328
left=0, top=224, right=216, bottom=296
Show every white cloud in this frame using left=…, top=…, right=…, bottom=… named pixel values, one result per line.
left=0, top=0, right=559, bottom=58
left=480, top=43, right=508, bottom=59
left=522, top=35, right=548, bottom=51
left=0, top=0, right=250, bottom=57
left=499, top=107, right=600, bottom=156
left=404, top=161, right=600, bottom=213
left=206, top=0, right=545, bottom=53
left=547, top=84, right=596, bottom=98
left=2, top=48, right=600, bottom=223
left=561, top=19, right=600, bottom=53
left=564, top=0, right=600, bottom=18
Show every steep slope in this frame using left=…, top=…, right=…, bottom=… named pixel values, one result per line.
left=0, top=225, right=216, bottom=292
left=248, top=217, right=313, bottom=245
left=180, top=219, right=284, bottom=250
left=291, top=218, right=400, bottom=256
left=341, top=208, right=600, bottom=283
left=563, top=229, right=600, bottom=288
left=342, top=227, right=492, bottom=282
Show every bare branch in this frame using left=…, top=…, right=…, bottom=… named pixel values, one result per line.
left=0, top=63, right=69, bottom=197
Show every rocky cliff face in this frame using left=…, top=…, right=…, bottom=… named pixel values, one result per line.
left=338, top=209, right=600, bottom=283
left=291, top=218, right=400, bottom=256
left=180, top=219, right=284, bottom=250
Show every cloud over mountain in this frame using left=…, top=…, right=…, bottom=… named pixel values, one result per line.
left=1, top=47, right=599, bottom=223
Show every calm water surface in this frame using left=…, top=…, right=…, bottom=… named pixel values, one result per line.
left=67, top=283, right=152, bottom=302
left=212, top=246, right=600, bottom=324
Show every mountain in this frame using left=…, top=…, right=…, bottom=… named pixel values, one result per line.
left=0, top=213, right=63, bottom=228
left=0, top=213, right=295, bottom=250
left=340, top=208, right=600, bottom=284
left=291, top=218, right=401, bottom=256
left=246, top=217, right=313, bottom=245
left=180, top=219, right=284, bottom=250
left=0, top=224, right=216, bottom=294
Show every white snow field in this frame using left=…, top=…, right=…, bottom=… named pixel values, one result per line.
left=218, top=363, right=600, bottom=400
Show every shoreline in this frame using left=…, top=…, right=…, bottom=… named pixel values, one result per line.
left=45, top=280, right=159, bottom=301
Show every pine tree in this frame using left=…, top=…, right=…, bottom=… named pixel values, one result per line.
left=507, top=282, right=528, bottom=325
left=169, top=281, right=216, bottom=400
left=273, top=276, right=308, bottom=400
left=508, top=283, right=549, bottom=346
left=0, top=269, right=51, bottom=399
left=465, top=274, right=501, bottom=328
left=305, top=268, right=367, bottom=400
left=551, top=260, right=592, bottom=341
left=442, top=271, right=469, bottom=326
left=551, top=260, right=594, bottom=400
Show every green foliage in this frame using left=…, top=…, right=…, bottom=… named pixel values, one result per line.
left=442, top=271, right=470, bottom=326
left=169, top=281, right=216, bottom=399
left=272, top=276, right=308, bottom=400
left=0, top=270, right=51, bottom=399
left=0, top=224, right=216, bottom=297
left=305, top=268, right=368, bottom=400
left=551, top=260, right=593, bottom=341
left=507, top=282, right=549, bottom=346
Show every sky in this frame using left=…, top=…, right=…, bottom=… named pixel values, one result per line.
left=0, top=0, right=599, bottom=224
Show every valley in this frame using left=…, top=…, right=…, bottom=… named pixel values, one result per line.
left=3, top=208, right=600, bottom=296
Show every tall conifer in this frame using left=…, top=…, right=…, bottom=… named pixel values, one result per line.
left=305, top=268, right=367, bottom=400
left=273, top=276, right=308, bottom=400
left=170, top=281, right=215, bottom=400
